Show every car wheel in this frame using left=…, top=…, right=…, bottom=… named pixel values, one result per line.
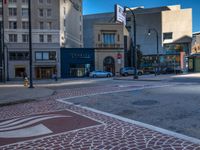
left=124, top=73, right=128, bottom=76
left=107, top=74, right=111, bottom=77
left=93, top=74, right=97, bottom=78
left=138, top=72, right=142, bottom=76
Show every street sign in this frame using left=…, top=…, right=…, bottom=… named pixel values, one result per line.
left=115, top=4, right=126, bottom=25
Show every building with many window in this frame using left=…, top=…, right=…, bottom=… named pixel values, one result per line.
left=83, top=5, right=192, bottom=73
left=1, top=0, right=83, bottom=80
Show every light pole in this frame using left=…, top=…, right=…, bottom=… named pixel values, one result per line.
left=28, top=0, right=34, bottom=88
left=124, top=6, right=138, bottom=79
left=4, top=44, right=9, bottom=81
left=148, top=28, right=159, bottom=76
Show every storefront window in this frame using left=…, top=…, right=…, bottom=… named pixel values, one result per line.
left=35, top=51, right=56, bottom=61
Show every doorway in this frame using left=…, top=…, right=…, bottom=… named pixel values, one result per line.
left=103, top=56, right=115, bottom=74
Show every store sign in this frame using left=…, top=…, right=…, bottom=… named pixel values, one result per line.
left=115, top=4, right=126, bottom=25
left=71, top=53, right=91, bottom=59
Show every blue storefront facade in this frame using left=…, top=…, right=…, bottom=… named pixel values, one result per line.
left=61, top=48, right=95, bottom=78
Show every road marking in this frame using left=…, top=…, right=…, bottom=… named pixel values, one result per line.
left=0, top=124, right=52, bottom=138
left=57, top=100, right=200, bottom=145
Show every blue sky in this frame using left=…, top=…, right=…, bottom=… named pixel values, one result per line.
left=83, top=0, right=200, bottom=32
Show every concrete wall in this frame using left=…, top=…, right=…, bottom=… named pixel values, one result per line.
left=162, top=8, right=192, bottom=44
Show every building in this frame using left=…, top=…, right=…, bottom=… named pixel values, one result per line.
left=60, top=48, right=95, bottom=78
left=83, top=5, right=192, bottom=72
left=188, top=32, right=200, bottom=72
left=0, top=0, right=83, bottom=81
left=94, top=23, right=129, bottom=75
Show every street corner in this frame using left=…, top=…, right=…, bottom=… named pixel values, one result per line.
left=0, top=86, right=55, bottom=105
left=0, top=109, right=101, bottom=147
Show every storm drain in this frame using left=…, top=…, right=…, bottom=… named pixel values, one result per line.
left=132, top=100, right=158, bottom=106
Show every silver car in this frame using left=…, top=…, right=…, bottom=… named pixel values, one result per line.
left=89, top=71, right=113, bottom=78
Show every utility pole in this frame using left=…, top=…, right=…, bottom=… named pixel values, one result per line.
left=28, top=0, right=34, bottom=88
left=124, top=6, right=138, bottom=79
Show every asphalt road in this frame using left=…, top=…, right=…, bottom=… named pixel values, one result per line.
left=66, top=83, right=200, bottom=139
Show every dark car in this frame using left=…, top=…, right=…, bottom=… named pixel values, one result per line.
left=120, top=67, right=143, bottom=76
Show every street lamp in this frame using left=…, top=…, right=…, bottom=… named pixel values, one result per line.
left=148, top=28, right=159, bottom=76
left=124, top=6, right=138, bottom=79
left=4, top=44, right=9, bottom=81
left=28, top=0, right=34, bottom=88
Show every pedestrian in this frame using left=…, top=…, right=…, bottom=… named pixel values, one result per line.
left=23, top=72, right=27, bottom=79
left=52, top=72, right=58, bottom=81
left=154, top=67, right=157, bottom=76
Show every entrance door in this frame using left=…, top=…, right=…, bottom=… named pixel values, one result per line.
left=103, top=56, right=115, bottom=74
left=195, top=58, right=200, bottom=72
left=35, top=67, right=56, bottom=79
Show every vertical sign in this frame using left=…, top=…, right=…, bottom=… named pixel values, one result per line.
left=115, top=4, right=126, bottom=25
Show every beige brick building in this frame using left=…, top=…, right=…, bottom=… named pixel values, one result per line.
left=84, top=5, right=192, bottom=72
left=93, top=23, right=129, bottom=75
left=1, top=0, right=83, bottom=80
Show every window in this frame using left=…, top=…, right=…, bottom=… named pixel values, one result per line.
left=64, top=7, right=66, bottom=15
left=103, top=33, right=115, bottom=45
left=9, top=8, right=17, bottom=16
left=15, top=67, right=25, bottom=77
left=39, top=0, right=43, bottom=3
left=0, top=8, right=2, bottom=16
left=47, top=22, right=52, bottom=29
left=22, top=34, right=29, bottom=43
left=126, top=17, right=131, bottom=22
left=9, top=34, right=17, bottom=42
left=22, top=21, right=29, bottom=29
left=47, top=0, right=51, bottom=4
left=35, top=51, right=56, bottom=61
left=22, top=8, right=28, bottom=17
left=47, top=9, right=52, bottom=17
left=22, top=0, right=28, bottom=4
left=9, top=52, right=29, bottom=60
left=43, top=52, right=49, bottom=60
left=9, top=0, right=17, bottom=3
left=118, top=34, right=120, bottom=41
left=9, top=21, right=17, bottom=29
left=39, top=35, right=44, bottom=42
left=163, top=32, right=173, bottom=40
left=47, top=35, right=52, bottom=43
left=39, top=9, right=44, bottom=17
left=39, top=22, right=44, bottom=29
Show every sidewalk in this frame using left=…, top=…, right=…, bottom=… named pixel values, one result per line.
left=114, top=74, right=174, bottom=81
left=0, top=86, right=54, bottom=105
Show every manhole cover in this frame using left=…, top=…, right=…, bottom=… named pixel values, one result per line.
left=132, top=100, right=158, bottom=106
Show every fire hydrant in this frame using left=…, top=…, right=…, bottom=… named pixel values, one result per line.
left=24, top=77, right=29, bottom=87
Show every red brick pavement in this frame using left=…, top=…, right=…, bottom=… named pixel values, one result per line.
left=0, top=85, right=200, bottom=149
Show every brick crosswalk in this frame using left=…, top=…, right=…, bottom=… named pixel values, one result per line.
left=0, top=84, right=200, bottom=149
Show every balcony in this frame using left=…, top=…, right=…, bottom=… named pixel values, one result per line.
left=96, top=43, right=123, bottom=49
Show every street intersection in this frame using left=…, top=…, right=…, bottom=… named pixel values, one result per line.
left=0, top=75, right=200, bottom=149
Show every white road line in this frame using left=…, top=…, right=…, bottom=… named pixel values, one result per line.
left=57, top=100, right=200, bottom=145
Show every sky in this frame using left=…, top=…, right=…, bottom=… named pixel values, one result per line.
left=83, top=0, right=200, bottom=33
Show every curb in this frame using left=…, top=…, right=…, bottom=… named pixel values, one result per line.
left=57, top=99, right=200, bottom=145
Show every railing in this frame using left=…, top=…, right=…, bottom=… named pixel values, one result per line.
left=96, top=43, right=122, bottom=48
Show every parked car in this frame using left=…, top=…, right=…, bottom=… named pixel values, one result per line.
left=161, top=67, right=183, bottom=74
left=89, top=71, right=113, bottom=78
left=120, top=67, right=143, bottom=76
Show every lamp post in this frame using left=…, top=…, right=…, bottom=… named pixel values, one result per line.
left=148, top=28, right=159, bottom=76
left=124, top=6, right=138, bottom=79
left=4, top=44, right=9, bottom=81
left=28, top=0, right=34, bottom=88
left=1, top=0, right=5, bottom=83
